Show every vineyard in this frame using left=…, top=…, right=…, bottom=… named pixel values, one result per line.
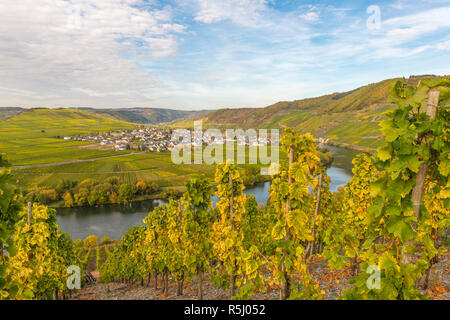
left=0, top=79, right=449, bottom=300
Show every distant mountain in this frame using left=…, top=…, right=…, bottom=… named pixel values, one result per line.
left=172, top=75, right=449, bottom=150
left=73, top=107, right=212, bottom=125
left=0, top=107, right=23, bottom=119
left=0, top=107, right=211, bottom=125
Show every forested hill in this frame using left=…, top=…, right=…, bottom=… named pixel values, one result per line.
left=0, top=107, right=23, bottom=119
left=172, top=75, right=449, bottom=150
left=0, top=107, right=211, bottom=125
left=76, top=107, right=211, bottom=125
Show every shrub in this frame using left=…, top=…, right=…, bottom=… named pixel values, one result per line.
left=73, top=238, right=83, bottom=248
left=118, top=183, right=134, bottom=203
left=105, top=176, right=120, bottom=186
left=101, top=236, right=112, bottom=245
left=135, top=181, right=148, bottom=195
left=37, top=189, right=58, bottom=204
left=161, top=188, right=182, bottom=199
left=63, top=192, right=74, bottom=207
left=84, top=235, right=99, bottom=248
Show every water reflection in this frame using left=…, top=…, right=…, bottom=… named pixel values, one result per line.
left=56, top=200, right=166, bottom=241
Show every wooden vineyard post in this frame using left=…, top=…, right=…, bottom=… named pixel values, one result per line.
left=402, top=90, right=439, bottom=264
left=280, top=146, right=294, bottom=300
left=229, top=173, right=236, bottom=299
left=177, top=200, right=184, bottom=296
left=164, top=272, right=169, bottom=295
left=229, top=174, right=234, bottom=228
left=197, top=269, right=203, bottom=300
left=308, top=172, right=323, bottom=259
left=27, top=201, right=32, bottom=226
left=411, top=90, right=439, bottom=218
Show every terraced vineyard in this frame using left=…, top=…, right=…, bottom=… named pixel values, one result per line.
left=0, top=108, right=136, bottom=166
left=14, top=152, right=217, bottom=190
left=1, top=109, right=272, bottom=194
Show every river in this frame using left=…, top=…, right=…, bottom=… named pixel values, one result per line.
left=56, top=146, right=361, bottom=240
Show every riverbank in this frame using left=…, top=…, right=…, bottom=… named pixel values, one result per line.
left=323, top=139, right=375, bottom=153
left=49, top=175, right=271, bottom=209
left=48, top=190, right=169, bottom=209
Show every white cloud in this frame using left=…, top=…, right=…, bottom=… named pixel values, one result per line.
left=192, top=0, right=269, bottom=26
left=298, top=5, right=320, bottom=22
left=434, top=40, right=450, bottom=51
left=299, top=11, right=320, bottom=22
left=383, top=7, right=450, bottom=40
left=0, top=0, right=185, bottom=106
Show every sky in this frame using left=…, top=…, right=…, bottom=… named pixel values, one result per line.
left=0, top=0, right=449, bottom=110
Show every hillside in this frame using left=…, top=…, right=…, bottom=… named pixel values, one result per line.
left=0, top=107, right=211, bottom=125
left=0, top=107, right=23, bottom=119
left=75, top=107, right=211, bottom=125
left=0, top=108, right=136, bottom=165
left=173, top=75, right=449, bottom=150
left=0, top=108, right=258, bottom=191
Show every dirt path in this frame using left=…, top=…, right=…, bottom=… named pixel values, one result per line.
left=12, top=152, right=147, bottom=170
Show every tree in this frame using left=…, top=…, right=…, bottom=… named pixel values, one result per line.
left=105, top=176, right=120, bottom=186
left=135, top=181, right=148, bottom=195
left=108, top=191, right=118, bottom=204
left=74, top=188, right=89, bottom=207
left=63, top=192, right=74, bottom=208
left=84, top=235, right=99, bottom=248
left=37, top=189, right=58, bottom=204
left=118, top=183, right=134, bottom=203
left=78, top=178, right=96, bottom=190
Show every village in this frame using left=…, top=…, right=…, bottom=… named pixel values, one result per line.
left=66, top=127, right=175, bottom=152
left=65, top=127, right=275, bottom=153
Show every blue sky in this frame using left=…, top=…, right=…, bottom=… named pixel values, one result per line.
left=0, top=0, right=448, bottom=110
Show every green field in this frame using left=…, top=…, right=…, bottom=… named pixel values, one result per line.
left=14, top=152, right=217, bottom=189
left=0, top=108, right=136, bottom=165
left=12, top=145, right=282, bottom=190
